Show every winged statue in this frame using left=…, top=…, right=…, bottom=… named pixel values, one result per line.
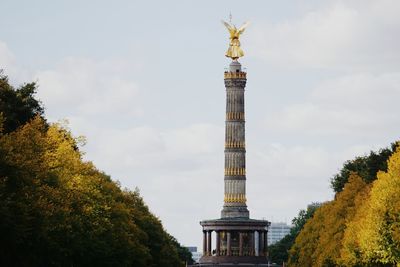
left=222, top=20, right=250, bottom=60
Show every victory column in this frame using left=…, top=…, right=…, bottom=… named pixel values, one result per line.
left=196, top=19, right=270, bottom=267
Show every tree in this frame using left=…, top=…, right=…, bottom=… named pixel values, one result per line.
left=269, top=203, right=320, bottom=265
left=314, top=174, right=369, bottom=266
left=169, top=235, right=195, bottom=266
left=0, top=97, right=190, bottom=266
left=342, top=146, right=400, bottom=266
left=0, top=73, right=193, bottom=266
left=288, top=202, right=330, bottom=267
left=331, top=144, right=398, bottom=193
left=0, top=112, right=4, bottom=133
left=0, top=71, right=44, bottom=133
left=288, top=174, right=369, bottom=267
left=339, top=180, right=373, bottom=267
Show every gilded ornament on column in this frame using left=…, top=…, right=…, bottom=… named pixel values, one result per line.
left=222, top=20, right=249, bottom=60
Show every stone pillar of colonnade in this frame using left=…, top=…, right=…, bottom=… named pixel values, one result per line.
left=254, top=231, right=260, bottom=256
left=207, top=231, right=212, bottom=256
left=227, top=231, right=232, bottom=256
left=203, top=231, right=207, bottom=255
left=216, top=231, right=221, bottom=256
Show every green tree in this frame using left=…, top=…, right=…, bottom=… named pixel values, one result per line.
left=0, top=112, right=4, bottom=133
left=122, top=189, right=184, bottom=267
left=0, top=71, right=44, bottom=133
left=0, top=116, right=190, bottom=267
left=0, top=75, right=191, bottom=267
left=169, top=235, right=195, bottom=266
left=269, top=203, right=320, bottom=265
left=331, top=144, right=397, bottom=193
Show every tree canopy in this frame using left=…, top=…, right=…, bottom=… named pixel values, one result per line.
left=331, top=143, right=398, bottom=193
left=0, top=70, right=45, bottom=133
left=268, top=203, right=320, bottom=265
left=287, top=145, right=400, bottom=267
left=340, top=146, right=400, bottom=266
left=269, top=141, right=399, bottom=266
left=0, top=73, right=192, bottom=267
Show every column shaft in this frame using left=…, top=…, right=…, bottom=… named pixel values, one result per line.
left=227, top=231, right=231, bottom=256
left=250, top=232, right=255, bottom=256
left=239, top=232, right=243, bottom=256
left=260, top=231, right=265, bottom=256
left=222, top=64, right=250, bottom=218
left=203, top=231, right=207, bottom=255
left=255, top=231, right=260, bottom=256
left=207, top=231, right=212, bottom=256
left=216, top=231, right=220, bottom=256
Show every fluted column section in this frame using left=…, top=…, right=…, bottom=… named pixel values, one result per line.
left=221, top=60, right=249, bottom=218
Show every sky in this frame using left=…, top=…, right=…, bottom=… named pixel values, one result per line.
left=1, top=0, right=400, bottom=249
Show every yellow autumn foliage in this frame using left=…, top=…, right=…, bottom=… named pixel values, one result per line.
left=349, top=146, right=400, bottom=266
left=291, top=146, right=400, bottom=267
left=288, top=173, right=369, bottom=267
left=0, top=116, right=186, bottom=267
left=339, top=180, right=371, bottom=266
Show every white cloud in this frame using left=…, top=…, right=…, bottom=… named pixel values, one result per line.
left=67, top=120, right=225, bottom=247
left=162, top=124, right=223, bottom=158
left=247, top=143, right=334, bottom=220
left=249, top=1, right=400, bottom=71
left=34, top=57, right=142, bottom=122
left=68, top=120, right=223, bottom=174
left=0, top=41, right=31, bottom=83
left=265, top=72, right=400, bottom=137
left=0, top=41, right=15, bottom=71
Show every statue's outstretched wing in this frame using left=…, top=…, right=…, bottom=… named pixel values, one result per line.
left=221, top=20, right=233, bottom=32
left=238, top=21, right=250, bottom=34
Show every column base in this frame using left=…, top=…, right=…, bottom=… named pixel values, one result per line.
left=221, top=205, right=249, bottom=218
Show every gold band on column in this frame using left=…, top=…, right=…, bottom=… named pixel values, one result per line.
left=224, top=72, right=247, bottom=79
left=224, top=193, right=247, bottom=203
left=224, top=167, right=246, bottom=176
left=225, top=141, right=245, bottom=148
left=226, top=112, right=245, bottom=120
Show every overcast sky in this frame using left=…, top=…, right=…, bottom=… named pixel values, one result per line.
left=1, top=0, right=400, bottom=249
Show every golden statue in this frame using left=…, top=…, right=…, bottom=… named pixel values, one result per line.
left=222, top=20, right=249, bottom=60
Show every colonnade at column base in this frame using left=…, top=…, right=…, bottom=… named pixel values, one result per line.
left=199, top=218, right=270, bottom=266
